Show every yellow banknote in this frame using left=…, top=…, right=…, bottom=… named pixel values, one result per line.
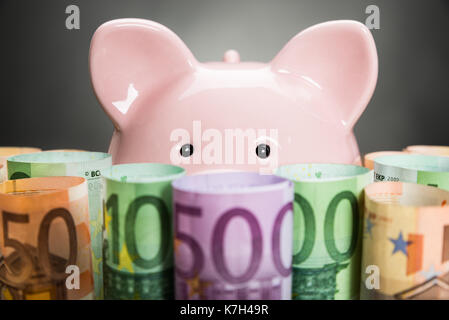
left=361, top=182, right=449, bottom=299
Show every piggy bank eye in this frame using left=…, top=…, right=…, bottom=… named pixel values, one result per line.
left=255, top=144, right=270, bottom=159
left=180, top=144, right=194, bottom=157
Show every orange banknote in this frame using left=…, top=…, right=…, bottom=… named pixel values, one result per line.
left=0, top=147, right=41, bottom=183
left=363, top=151, right=408, bottom=170
left=0, top=177, right=93, bottom=300
left=405, top=145, right=449, bottom=157
left=0, top=147, right=41, bottom=167
left=0, top=165, right=5, bottom=183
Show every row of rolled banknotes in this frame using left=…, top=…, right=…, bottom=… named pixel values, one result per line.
left=0, top=145, right=449, bottom=300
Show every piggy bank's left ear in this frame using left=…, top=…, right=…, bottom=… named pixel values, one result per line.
left=271, top=20, right=378, bottom=129
left=90, top=19, right=197, bottom=130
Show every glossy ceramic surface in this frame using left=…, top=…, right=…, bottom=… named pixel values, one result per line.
left=90, top=19, right=378, bottom=174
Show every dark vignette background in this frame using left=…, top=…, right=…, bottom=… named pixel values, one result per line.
left=0, top=0, right=448, bottom=154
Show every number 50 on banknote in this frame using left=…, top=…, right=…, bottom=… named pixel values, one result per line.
left=0, top=177, right=93, bottom=300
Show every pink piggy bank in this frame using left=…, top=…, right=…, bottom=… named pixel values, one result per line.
left=90, top=19, right=377, bottom=174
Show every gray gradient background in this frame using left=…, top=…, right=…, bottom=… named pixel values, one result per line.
left=1, top=0, right=448, bottom=155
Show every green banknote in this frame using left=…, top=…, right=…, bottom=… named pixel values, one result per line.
left=102, top=163, right=185, bottom=300
left=7, top=151, right=112, bottom=299
left=276, top=164, right=372, bottom=300
left=374, top=154, right=449, bottom=191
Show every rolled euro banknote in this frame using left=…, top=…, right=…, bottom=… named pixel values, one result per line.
left=0, top=165, right=5, bottom=183
left=7, top=151, right=112, bottom=299
left=364, top=151, right=408, bottom=170
left=0, top=176, right=93, bottom=300
left=405, top=145, right=449, bottom=157
left=173, top=172, right=294, bottom=300
left=0, top=147, right=41, bottom=179
left=361, top=182, right=449, bottom=299
left=374, top=154, right=449, bottom=191
left=276, top=164, right=372, bottom=299
left=103, top=163, right=185, bottom=300
left=0, top=147, right=41, bottom=165
left=46, top=149, right=87, bottom=153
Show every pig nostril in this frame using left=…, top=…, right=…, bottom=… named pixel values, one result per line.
left=223, top=50, right=240, bottom=63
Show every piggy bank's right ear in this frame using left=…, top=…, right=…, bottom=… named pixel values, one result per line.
left=271, top=21, right=378, bottom=130
left=90, top=19, right=196, bottom=130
